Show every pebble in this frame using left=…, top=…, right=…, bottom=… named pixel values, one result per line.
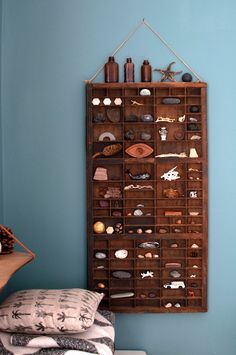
left=145, top=252, right=152, bottom=258
left=95, top=252, right=106, bottom=259
left=134, top=209, right=143, bottom=216
left=174, top=303, right=181, bottom=308
left=97, top=283, right=105, bottom=289
left=164, top=302, right=172, bottom=308
left=170, top=270, right=181, bottom=278
left=138, top=254, right=145, bottom=259
left=110, top=292, right=134, bottom=299
left=139, top=241, right=160, bottom=249
left=140, top=132, right=152, bottom=141
left=191, top=243, right=199, bottom=248
left=145, top=229, right=153, bottom=234
left=140, top=114, right=154, bottom=122
left=159, top=228, right=167, bottom=234
left=162, top=97, right=181, bottom=105
left=115, top=249, right=128, bottom=259
left=128, top=230, right=134, bottom=234
left=173, top=228, right=181, bottom=233
left=153, top=254, right=159, bottom=258
left=182, top=73, right=192, bottom=82
left=170, top=243, right=178, bottom=248
left=137, top=228, right=143, bottom=234
left=190, top=105, right=200, bottom=113
left=112, top=271, right=132, bottom=279
left=140, top=89, right=151, bottom=96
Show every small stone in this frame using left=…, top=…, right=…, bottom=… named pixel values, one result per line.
left=153, top=254, right=159, bottom=258
left=190, top=105, right=200, bottom=113
left=140, top=114, right=154, bottom=122
left=170, top=270, right=181, bottom=278
left=189, top=117, right=197, bottom=122
left=134, top=209, right=143, bottom=216
left=137, top=228, right=143, bottom=234
left=97, top=282, right=105, bottom=289
left=174, top=303, right=181, bottom=308
left=93, top=112, right=105, bottom=122
left=191, top=243, right=199, bottom=248
left=148, top=292, right=157, bottom=298
left=110, top=292, right=134, bottom=299
left=115, top=249, right=128, bottom=259
left=127, top=212, right=132, bottom=216
left=170, top=243, right=178, bottom=248
left=140, top=89, right=151, bottom=96
left=138, top=254, right=145, bottom=259
left=140, top=132, right=152, bottom=141
left=162, top=97, right=181, bottom=105
left=145, top=252, right=152, bottom=258
left=106, top=226, right=114, bottom=234
left=139, top=241, right=160, bottom=248
left=187, top=123, right=198, bottom=131
left=112, top=271, right=132, bottom=279
left=96, top=265, right=105, bottom=269
left=159, top=228, right=167, bottom=234
left=182, top=73, right=192, bottom=82
left=95, top=252, right=106, bottom=259
left=140, top=293, right=147, bottom=299
left=128, top=230, right=134, bottom=234
left=164, top=302, right=172, bottom=308
left=145, top=229, right=153, bottom=234
left=176, top=219, right=182, bottom=224
left=173, top=228, right=181, bottom=233
left=192, top=264, right=199, bottom=268
left=125, top=130, right=135, bottom=140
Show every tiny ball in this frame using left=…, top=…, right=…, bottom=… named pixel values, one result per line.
left=182, top=73, right=192, bottom=82
left=93, top=221, right=105, bottom=234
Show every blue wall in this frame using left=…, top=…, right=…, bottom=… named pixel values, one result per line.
left=1, top=1, right=236, bottom=354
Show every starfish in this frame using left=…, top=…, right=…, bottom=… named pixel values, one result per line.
left=154, top=62, right=182, bottom=82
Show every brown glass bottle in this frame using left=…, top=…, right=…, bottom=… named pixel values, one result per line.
left=141, top=59, right=152, bottom=82
left=104, top=56, right=119, bottom=83
left=124, top=58, right=135, bottom=82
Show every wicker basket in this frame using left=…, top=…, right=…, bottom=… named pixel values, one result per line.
left=0, top=226, right=15, bottom=254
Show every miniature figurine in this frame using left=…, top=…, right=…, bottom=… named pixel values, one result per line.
left=159, top=127, right=168, bottom=141
left=141, top=271, right=154, bottom=279
left=154, top=62, right=182, bottom=82
left=161, top=166, right=180, bottom=181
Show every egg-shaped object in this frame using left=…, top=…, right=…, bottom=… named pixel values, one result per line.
left=125, top=143, right=153, bottom=158
left=93, top=221, right=106, bottom=234
left=115, top=249, right=128, bottom=259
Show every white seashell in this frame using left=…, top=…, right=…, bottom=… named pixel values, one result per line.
left=178, top=115, right=186, bottom=122
left=92, top=98, right=100, bottom=106
left=133, top=209, right=143, bottom=216
left=103, top=98, right=111, bottom=106
left=106, top=226, right=114, bottom=234
left=189, top=211, right=199, bottom=216
left=114, top=98, right=122, bottom=105
left=115, top=249, right=128, bottom=259
left=140, top=89, right=151, bottom=96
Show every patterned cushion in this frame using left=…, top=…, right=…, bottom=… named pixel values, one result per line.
left=0, top=288, right=104, bottom=334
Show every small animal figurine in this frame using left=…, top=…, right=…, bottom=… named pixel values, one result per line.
left=141, top=271, right=154, bottom=279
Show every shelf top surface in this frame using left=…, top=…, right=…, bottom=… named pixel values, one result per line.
left=87, top=82, right=207, bottom=88
left=0, top=252, right=34, bottom=291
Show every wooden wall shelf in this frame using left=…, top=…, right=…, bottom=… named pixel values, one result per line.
left=0, top=252, right=34, bottom=291
left=86, top=82, right=208, bottom=313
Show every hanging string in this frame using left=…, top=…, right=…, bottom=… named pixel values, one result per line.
left=85, top=18, right=203, bottom=83
left=85, top=19, right=145, bottom=83
left=143, top=19, right=203, bottom=82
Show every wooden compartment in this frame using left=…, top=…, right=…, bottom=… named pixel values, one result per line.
left=87, top=82, right=208, bottom=313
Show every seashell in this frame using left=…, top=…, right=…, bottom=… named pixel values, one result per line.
left=107, top=108, right=120, bottom=123
left=139, top=241, right=159, bottom=249
left=93, top=112, right=105, bottom=123
left=189, top=117, right=197, bottom=122
left=164, top=302, right=172, bottom=308
left=106, top=226, right=114, bottom=234
left=93, top=143, right=122, bottom=159
left=98, top=132, right=116, bottom=141
left=190, top=135, right=201, bottom=140
left=138, top=254, right=145, bottom=258
left=114, top=98, right=122, bottom=105
left=125, top=143, right=153, bottom=158
left=162, top=97, right=181, bottom=105
left=103, top=98, right=111, bottom=106
left=95, top=252, right=106, bottom=259
left=170, top=243, right=178, bottom=248
left=97, top=265, right=105, bottom=269
left=189, top=211, right=199, bottom=216
left=145, top=252, right=152, bottom=258
left=191, top=243, right=199, bottom=248
left=140, top=114, right=154, bottom=122
left=140, top=88, right=151, bottom=96
left=92, top=98, right=100, bottom=106
left=140, top=132, right=151, bottom=141
left=134, top=209, right=143, bottom=216
left=115, top=249, right=128, bottom=259
left=93, top=221, right=106, bottom=234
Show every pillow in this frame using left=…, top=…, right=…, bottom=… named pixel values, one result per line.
left=0, top=288, right=103, bottom=334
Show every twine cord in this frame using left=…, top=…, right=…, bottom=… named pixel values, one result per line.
left=86, top=18, right=203, bottom=83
